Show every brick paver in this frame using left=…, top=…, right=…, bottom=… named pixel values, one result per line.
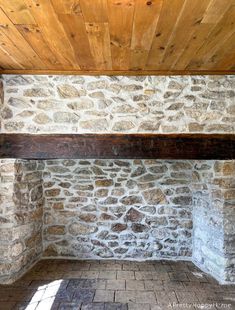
left=0, top=259, right=234, bottom=309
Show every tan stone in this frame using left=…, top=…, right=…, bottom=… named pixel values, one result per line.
left=89, top=91, right=105, bottom=99
left=79, top=213, right=97, bottom=222
left=37, top=99, right=58, bottom=110
left=24, top=88, right=52, bottom=97
left=16, top=110, right=34, bottom=118
left=67, top=99, right=93, bottom=110
left=224, top=190, right=235, bottom=200
left=33, top=113, right=52, bottom=124
left=45, top=188, right=61, bottom=197
left=12, top=241, right=24, bottom=257
left=112, top=104, right=137, bottom=113
left=79, top=119, right=108, bottom=131
left=138, top=122, right=160, bottom=132
left=188, top=123, right=205, bottom=132
left=222, top=162, right=235, bottom=176
left=143, top=188, right=166, bottom=204
left=95, top=179, right=113, bottom=187
left=112, top=120, right=135, bottom=131
left=47, top=225, right=65, bottom=235
left=68, top=222, right=97, bottom=235
left=57, top=84, right=85, bottom=98
left=120, top=196, right=143, bottom=205
left=206, top=124, right=232, bottom=132
left=87, top=80, right=107, bottom=90
left=43, top=244, right=58, bottom=256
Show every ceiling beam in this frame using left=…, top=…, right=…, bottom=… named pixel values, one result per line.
left=1, top=134, right=235, bottom=160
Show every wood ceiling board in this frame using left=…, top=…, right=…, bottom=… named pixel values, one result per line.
left=0, top=0, right=234, bottom=74
left=201, top=0, right=232, bottom=24
left=0, top=47, right=23, bottom=69
left=158, top=0, right=211, bottom=70
left=85, top=22, right=112, bottom=70
left=146, top=0, right=185, bottom=69
left=130, top=0, right=163, bottom=70
left=213, top=51, right=235, bottom=70
left=50, top=0, right=81, bottom=14
left=131, top=0, right=163, bottom=51
left=25, top=0, right=80, bottom=69
left=205, top=32, right=235, bottom=70
left=130, top=49, right=149, bottom=70
left=0, top=30, right=32, bottom=69
left=80, top=0, right=108, bottom=22
left=187, top=5, right=235, bottom=70
left=0, top=8, right=46, bottom=68
left=174, top=22, right=215, bottom=70
left=0, top=0, right=36, bottom=25
left=56, top=13, right=94, bottom=70
left=107, top=0, right=135, bottom=70
left=16, top=24, right=62, bottom=69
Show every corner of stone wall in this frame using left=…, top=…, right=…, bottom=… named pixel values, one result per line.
left=222, top=161, right=235, bottom=284
left=192, top=160, right=235, bottom=284
left=0, top=159, right=44, bottom=284
left=0, top=75, right=3, bottom=132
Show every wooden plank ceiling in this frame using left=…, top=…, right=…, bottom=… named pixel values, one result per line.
left=0, top=0, right=234, bottom=75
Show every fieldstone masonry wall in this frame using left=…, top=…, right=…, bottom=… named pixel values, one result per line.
left=43, top=159, right=193, bottom=260
left=0, top=74, right=235, bottom=284
left=0, top=159, right=44, bottom=283
left=0, top=75, right=235, bottom=133
left=192, top=161, right=235, bottom=284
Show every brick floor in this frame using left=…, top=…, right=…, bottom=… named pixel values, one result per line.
left=0, top=260, right=234, bottom=309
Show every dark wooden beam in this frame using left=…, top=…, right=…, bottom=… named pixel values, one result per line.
left=0, top=134, right=235, bottom=160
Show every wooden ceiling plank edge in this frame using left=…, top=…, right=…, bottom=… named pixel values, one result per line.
left=0, top=69, right=234, bottom=76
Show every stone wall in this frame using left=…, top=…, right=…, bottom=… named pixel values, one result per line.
left=43, top=159, right=193, bottom=260
left=0, top=159, right=44, bottom=284
left=192, top=160, right=235, bottom=284
left=1, top=75, right=235, bottom=133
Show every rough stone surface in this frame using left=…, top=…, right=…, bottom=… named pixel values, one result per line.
left=42, top=159, right=193, bottom=260
left=192, top=160, right=235, bottom=284
left=1, top=75, right=235, bottom=133
left=0, top=159, right=44, bottom=284
left=0, top=161, right=235, bottom=284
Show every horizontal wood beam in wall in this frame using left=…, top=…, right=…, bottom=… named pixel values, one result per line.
left=0, top=70, right=235, bottom=76
left=1, top=134, right=235, bottom=160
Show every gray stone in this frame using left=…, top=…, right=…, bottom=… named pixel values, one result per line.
left=1, top=107, right=13, bottom=119
left=24, top=88, right=52, bottom=97
left=8, top=97, right=31, bottom=108
left=53, top=112, right=79, bottom=123
left=67, top=99, right=93, bottom=110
